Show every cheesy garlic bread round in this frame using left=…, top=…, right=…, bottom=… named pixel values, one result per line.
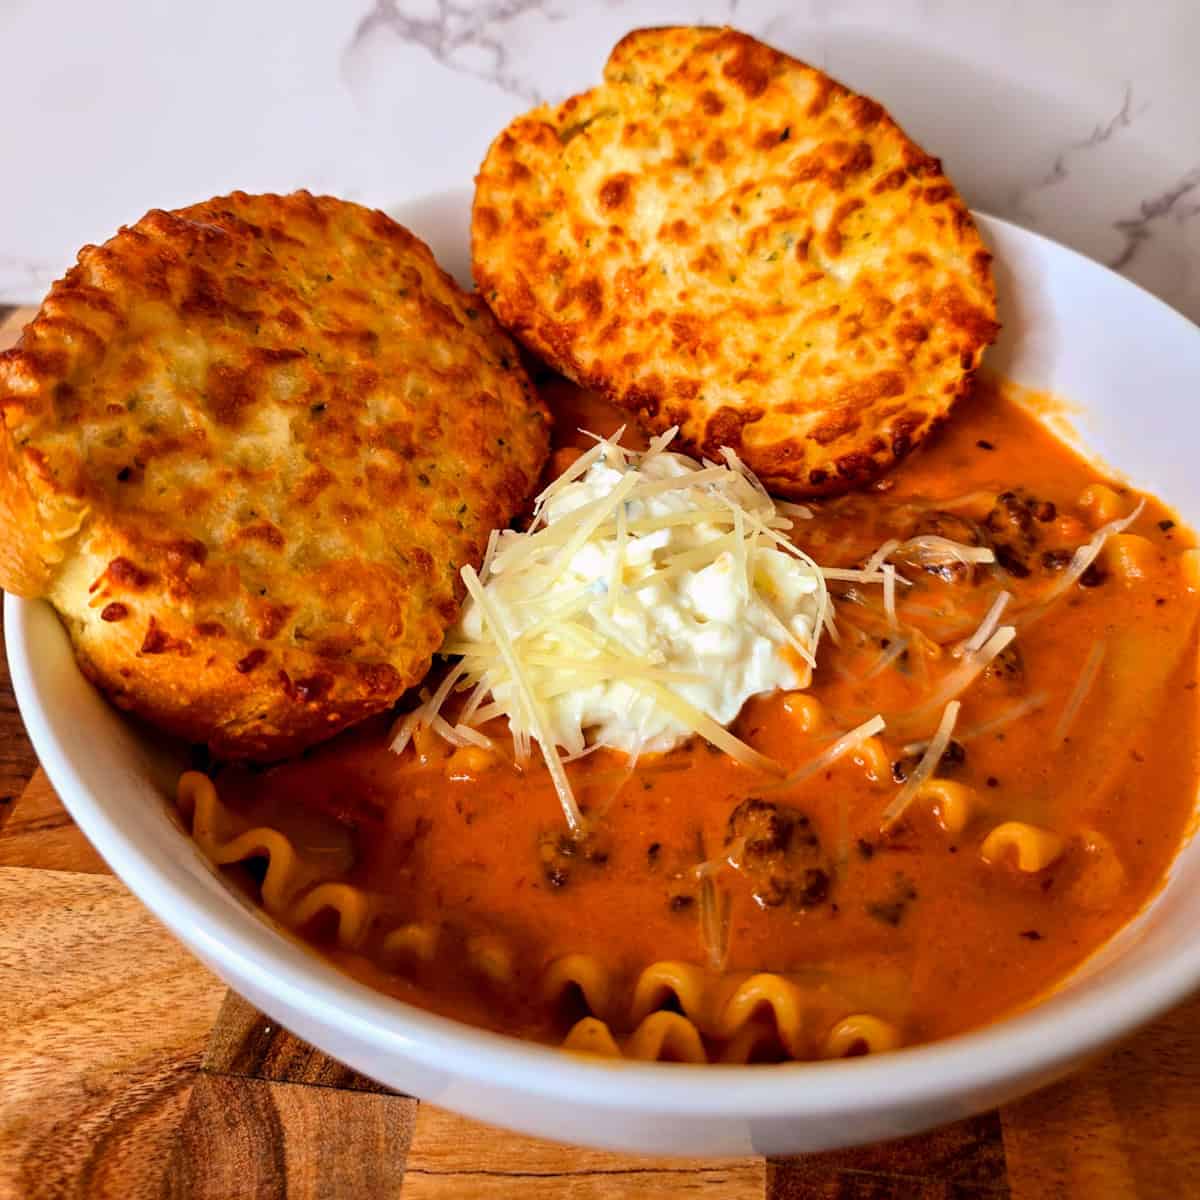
left=0, top=191, right=548, bottom=759
left=473, top=26, right=997, bottom=497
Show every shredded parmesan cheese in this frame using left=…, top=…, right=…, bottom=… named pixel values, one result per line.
left=854, top=534, right=993, bottom=591
left=388, top=706, right=424, bottom=756
left=699, top=873, right=732, bottom=970
left=776, top=499, right=814, bottom=521
left=444, top=432, right=827, bottom=786
left=903, top=690, right=1049, bottom=755
left=1053, top=641, right=1106, bottom=744
left=1023, top=500, right=1146, bottom=626
left=881, top=700, right=961, bottom=830
left=896, top=535, right=996, bottom=566
left=863, top=539, right=901, bottom=577
left=956, top=692, right=1049, bottom=743
left=958, top=591, right=1012, bottom=656
left=774, top=715, right=887, bottom=789
left=460, top=565, right=584, bottom=832
left=904, top=626, right=1017, bottom=726
left=883, top=564, right=898, bottom=629
left=863, top=637, right=909, bottom=681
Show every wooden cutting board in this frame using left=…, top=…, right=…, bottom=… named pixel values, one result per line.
left=2, top=306, right=1199, bottom=1198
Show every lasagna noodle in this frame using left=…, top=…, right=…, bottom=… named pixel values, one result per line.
left=177, top=772, right=437, bottom=959
left=546, top=955, right=906, bottom=1062
left=179, top=773, right=905, bottom=1064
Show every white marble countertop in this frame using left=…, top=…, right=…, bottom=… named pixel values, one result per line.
left=1, top=0, right=1197, bottom=322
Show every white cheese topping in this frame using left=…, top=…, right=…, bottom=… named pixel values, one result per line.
left=447, top=431, right=827, bottom=765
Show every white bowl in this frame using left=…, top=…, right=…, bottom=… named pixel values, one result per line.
left=8, top=188, right=1200, bottom=1156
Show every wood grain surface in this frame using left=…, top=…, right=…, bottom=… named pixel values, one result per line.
left=1, top=299, right=1198, bottom=1197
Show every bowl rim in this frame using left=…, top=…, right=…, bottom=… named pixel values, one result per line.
left=7, top=205, right=1200, bottom=1119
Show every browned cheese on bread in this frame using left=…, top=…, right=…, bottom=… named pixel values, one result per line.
left=473, top=26, right=998, bottom=497
left=0, top=191, right=549, bottom=759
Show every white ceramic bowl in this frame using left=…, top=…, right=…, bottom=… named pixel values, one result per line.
left=8, top=189, right=1200, bottom=1156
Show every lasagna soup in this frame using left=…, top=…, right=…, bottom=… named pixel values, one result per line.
left=178, top=376, right=1200, bottom=1064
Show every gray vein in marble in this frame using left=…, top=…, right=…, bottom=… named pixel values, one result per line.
left=345, top=0, right=555, bottom=102
left=1109, top=165, right=1200, bottom=271
left=1040, top=84, right=1139, bottom=190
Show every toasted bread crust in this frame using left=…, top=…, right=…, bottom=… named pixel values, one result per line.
left=0, top=191, right=548, bottom=758
left=473, top=26, right=997, bottom=497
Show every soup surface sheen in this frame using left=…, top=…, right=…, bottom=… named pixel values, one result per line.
left=181, top=376, right=1200, bottom=1064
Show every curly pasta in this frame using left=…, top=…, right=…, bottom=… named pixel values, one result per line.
left=568, top=957, right=901, bottom=1062
left=562, top=1013, right=708, bottom=1062
left=178, top=771, right=347, bottom=915
left=381, top=923, right=439, bottom=969
left=781, top=692, right=825, bottom=734
left=627, top=1011, right=708, bottom=1063
left=822, top=1014, right=900, bottom=1058
left=466, top=934, right=516, bottom=986
left=853, top=736, right=893, bottom=786
left=544, top=953, right=615, bottom=1022
left=181, top=774, right=907, bottom=1065
left=1101, top=533, right=1157, bottom=584
left=177, top=771, right=439, bottom=969
left=289, top=882, right=375, bottom=950
left=981, top=821, right=1065, bottom=872
left=914, top=779, right=974, bottom=836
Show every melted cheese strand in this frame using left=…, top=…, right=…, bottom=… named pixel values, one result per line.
left=532, top=437, right=610, bottom=515
left=820, top=567, right=896, bottom=584
left=450, top=722, right=497, bottom=751
left=479, top=527, right=502, bottom=585
left=388, top=706, right=424, bottom=756
left=387, top=661, right=467, bottom=756
left=959, top=590, right=1012, bottom=656
left=699, top=878, right=731, bottom=970
left=903, top=691, right=1050, bottom=754
left=461, top=565, right=583, bottom=832
left=776, top=499, right=814, bottom=521
left=862, top=637, right=909, bottom=681
left=623, top=675, right=784, bottom=775
left=640, top=425, right=680, bottom=468
left=898, top=535, right=995, bottom=566
left=883, top=564, right=898, bottom=629
left=956, top=691, right=1049, bottom=743
left=420, top=659, right=468, bottom=730
left=1053, top=642, right=1106, bottom=744
left=881, top=700, right=961, bottom=830
left=429, top=712, right=473, bottom=747
left=1023, top=500, right=1146, bottom=627
left=459, top=677, right=491, bottom=725
left=470, top=700, right=509, bottom=726
left=610, top=495, right=628, bottom=617
left=774, top=714, right=887, bottom=790
left=863, top=539, right=901, bottom=576
left=904, top=626, right=1016, bottom=727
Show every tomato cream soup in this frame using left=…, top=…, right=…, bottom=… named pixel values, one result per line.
left=178, top=376, right=1200, bottom=1064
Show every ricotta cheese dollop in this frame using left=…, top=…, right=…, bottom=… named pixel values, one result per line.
left=447, top=431, right=828, bottom=760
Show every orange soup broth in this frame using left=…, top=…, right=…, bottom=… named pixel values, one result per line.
left=214, top=377, right=1200, bottom=1051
